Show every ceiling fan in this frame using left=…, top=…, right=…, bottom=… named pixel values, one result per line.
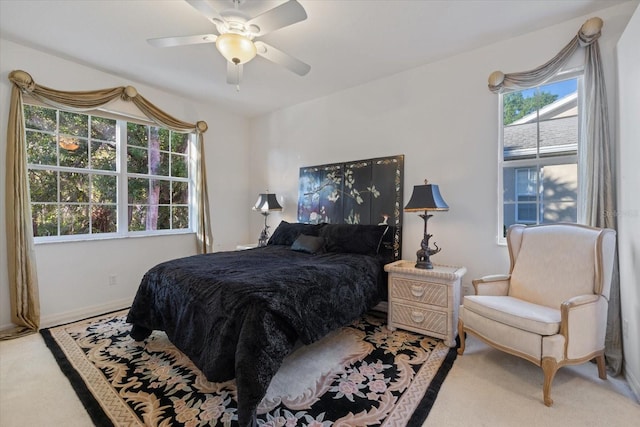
left=148, top=0, right=311, bottom=87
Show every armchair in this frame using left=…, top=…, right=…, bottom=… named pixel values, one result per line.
left=458, top=223, right=616, bottom=406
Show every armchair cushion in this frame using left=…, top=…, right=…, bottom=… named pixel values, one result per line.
left=463, top=295, right=560, bottom=336
left=508, top=224, right=597, bottom=308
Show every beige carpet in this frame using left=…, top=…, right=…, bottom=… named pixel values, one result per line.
left=425, top=338, right=639, bottom=427
left=1, top=330, right=638, bottom=426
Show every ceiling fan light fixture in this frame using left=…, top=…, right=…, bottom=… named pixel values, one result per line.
left=215, top=33, right=256, bottom=65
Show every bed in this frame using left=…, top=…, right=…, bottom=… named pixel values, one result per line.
left=127, top=221, right=398, bottom=426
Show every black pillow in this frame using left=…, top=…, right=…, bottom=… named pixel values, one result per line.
left=320, top=224, right=388, bottom=255
left=267, top=221, right=325, bottom=246
left=291, top=234, right=326, bottom=254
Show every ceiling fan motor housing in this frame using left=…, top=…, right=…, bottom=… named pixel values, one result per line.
left=149, top=0, right=310, bottom=84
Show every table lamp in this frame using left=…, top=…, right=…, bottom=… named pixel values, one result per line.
left=404, top=180, right=449, bottom=269
left=253, top=192, right=283, bottom=246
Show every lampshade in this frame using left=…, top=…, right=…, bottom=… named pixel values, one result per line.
left=215, top=33, right=257, bottom=65
left=404, top=181, right=448, bottom=269
left=404, top=183, right=449, bottom=212
left=253, top=193, right=283, bottom=212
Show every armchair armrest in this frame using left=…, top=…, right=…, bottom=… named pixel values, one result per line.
left=562, top=294, right=600, bottom=309
left=560, top=294, right=608, bottom=359
left=471, top=274, right=510, bottom=296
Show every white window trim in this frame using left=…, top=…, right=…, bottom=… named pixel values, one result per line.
left=496, top=69, right=583, bottom=245
left=26, top=104, right=196, bottom=244
left=514, top=167, right=538, bottom=224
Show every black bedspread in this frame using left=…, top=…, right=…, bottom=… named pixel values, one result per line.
left=126, top=244, right=385, bottom=426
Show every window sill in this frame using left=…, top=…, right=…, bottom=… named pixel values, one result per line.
left=34, top=230, right=195, bottom=245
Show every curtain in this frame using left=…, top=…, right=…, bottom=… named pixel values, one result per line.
left=488, top=17, right=623, bottom=374
left=0, top=84, right=40, bottom=339
left=1, top=70, right=213, bottom=340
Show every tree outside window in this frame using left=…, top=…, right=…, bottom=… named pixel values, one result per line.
left=25, top=104, right=192, bottom=240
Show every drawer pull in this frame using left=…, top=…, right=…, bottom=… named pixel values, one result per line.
left=411, top=284, right=425, bottom=297
left=411, top=311, right=425, bottom=323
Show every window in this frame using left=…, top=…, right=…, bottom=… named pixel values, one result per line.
left=499, top=74, right=581, bottom=241
left=515, top=167, right=538, bottom=223
left=25, top=104, right=193, bottom=241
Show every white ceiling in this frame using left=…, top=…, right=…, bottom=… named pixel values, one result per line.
left=0, top=0, right=628, bottom=118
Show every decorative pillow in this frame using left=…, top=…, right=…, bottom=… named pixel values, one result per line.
left=320, top=224, right=388, bottom=255
left=291, top=234, right=326, bottom=254
left=267, top=221, right=325, bottom=246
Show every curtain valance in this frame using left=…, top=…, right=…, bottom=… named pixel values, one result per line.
left=9, top=70, right=209, bottom=134
left=2, top=70, right=213, bottom=340
left=487, top=17, right=603, bottom=93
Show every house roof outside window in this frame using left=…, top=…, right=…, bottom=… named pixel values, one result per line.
left=504, top=92, right=578, bottom=160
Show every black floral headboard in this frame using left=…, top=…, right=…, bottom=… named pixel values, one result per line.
left=297, top=155, right=404, bottom=261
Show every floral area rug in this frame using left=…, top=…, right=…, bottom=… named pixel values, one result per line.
left=41, top=309, right=457, bottom=426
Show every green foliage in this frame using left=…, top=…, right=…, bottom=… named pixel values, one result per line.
left=26, top=131, right=57, bottom=165
left=24, top=105, right=55, bottom=131
left=171, top=133, right=189, bottom=154
left=59, top=111, right=88, bottom=136
left=28, top=170, right=57, bottom=203
left=92, top=141, right=116, bottom=170
left=25, top=104, right=192, bottom=237
left=91, top=116, right=116, bottom=141
left=503, top=91, right=559, bottom=125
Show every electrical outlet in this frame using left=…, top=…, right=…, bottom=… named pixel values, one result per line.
left=623, top=319, right=629, bottom=338
left=108, top=274, right=117, bottom=286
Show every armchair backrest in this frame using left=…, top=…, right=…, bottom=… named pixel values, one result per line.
left=507, top=224, right=616, bottom=309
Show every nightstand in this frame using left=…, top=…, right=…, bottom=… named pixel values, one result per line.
left=384, top=260, right=467, bottom=347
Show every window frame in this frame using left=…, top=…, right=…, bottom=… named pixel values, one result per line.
left=496, top=69, right=583, bottom=245
left=514, top=166, right=539, bottom=224
left=24, top=101, right=196, bottom=243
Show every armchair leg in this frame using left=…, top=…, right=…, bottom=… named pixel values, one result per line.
left=457, top=318, right=466, bottom=355
left=595, top=354, right=607, bottom=380
left=541, top=357, right=559, bottom=407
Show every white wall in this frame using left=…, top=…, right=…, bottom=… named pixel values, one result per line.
left=250, top=2, right=636, bottom=295
left=0, top=39, right=252, bottom=328
left=249, top=1, right=638, bottom=397
left=616, top=2, right=640, bottom=400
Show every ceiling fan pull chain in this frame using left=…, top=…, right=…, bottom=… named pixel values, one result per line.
left=236, top=62, right=241, bottom=92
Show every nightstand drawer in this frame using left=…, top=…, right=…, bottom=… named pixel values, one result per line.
left=390, top=277, right=447, bottom=307
left=390, top=302, right=447, bottom=335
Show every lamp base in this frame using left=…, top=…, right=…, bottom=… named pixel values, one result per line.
left=414, top=233, right=440, bottom=270
left=258, top=231, right=269, bottom=247
left=415, top=258, right=434, bottom=270
left=258, top=212, right=270, bottom=247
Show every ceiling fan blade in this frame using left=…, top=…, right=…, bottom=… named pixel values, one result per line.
left=148, top=34, right=217, bottom=48
left=185, top=0, right=225, bottom=26
left=227, top=61, right=243, bottom=85
left=254, top=41, right=310, bottom=76
left=246, top=0, right=307, bottom=37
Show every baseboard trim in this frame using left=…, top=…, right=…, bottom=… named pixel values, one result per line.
left=624, top=364, right=640, bottom=403
left=40, top=298, right=132, bottom=329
